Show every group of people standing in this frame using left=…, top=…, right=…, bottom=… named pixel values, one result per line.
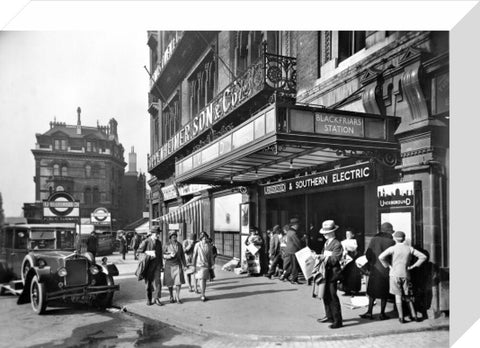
left=136, top=228, right=216, bottom=306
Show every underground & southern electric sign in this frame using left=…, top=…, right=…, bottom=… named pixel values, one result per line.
left=43, top=191, right=80, bottom=222
left=262, top=162, right=375, bottom=196
left=91, top=207, right=111, bottom=225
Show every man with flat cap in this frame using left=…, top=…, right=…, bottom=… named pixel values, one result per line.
left=317, top=220, right=343, bottom=329
left=360, top=222, right=396, bottom=320
left=138, top=228, right=164, bottom=306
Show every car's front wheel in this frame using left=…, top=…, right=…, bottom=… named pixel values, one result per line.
left=30, top=275, right=47, bottom=314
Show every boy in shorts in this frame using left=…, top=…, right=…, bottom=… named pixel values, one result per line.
left=378, top=231, right=427, bottom=323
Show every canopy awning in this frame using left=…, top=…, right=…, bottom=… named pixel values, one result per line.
left=135, top=221, right=151, bottom=234
left=154, top=196, right=203, bottom=224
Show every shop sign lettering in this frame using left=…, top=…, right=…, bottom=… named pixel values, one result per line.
left=263, top=162, right=374, bottom=196
left=153, top=63, right=263, bottom=164
left=315, top=112, right=364, bottom=137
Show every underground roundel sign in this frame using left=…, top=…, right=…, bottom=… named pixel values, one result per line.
left=91, top=207, right=111, bottom=225
left=43, top=191, right=80, bottom=222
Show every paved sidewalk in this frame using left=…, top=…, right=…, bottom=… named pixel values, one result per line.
left=108, top=253, right=449, bottom=341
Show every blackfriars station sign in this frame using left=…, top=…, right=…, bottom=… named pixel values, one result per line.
left=262, top=162, right=375, bottom=196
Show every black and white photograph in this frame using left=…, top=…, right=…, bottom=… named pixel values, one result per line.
left=0, top=1, right=478, bottom=347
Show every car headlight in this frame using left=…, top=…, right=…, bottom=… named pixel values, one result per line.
left=58, top=267, right=68, bottom=277
left=90, top=265, right=100, bottom=275
left=37, top=259, right=47, bottom=268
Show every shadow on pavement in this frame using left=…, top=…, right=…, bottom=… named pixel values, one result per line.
left=208, top=288, right=297, bottom=301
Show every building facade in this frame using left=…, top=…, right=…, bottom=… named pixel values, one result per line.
left=146, top=31, right=449, bottom=315
left=30, top=107, right=127, bottom=230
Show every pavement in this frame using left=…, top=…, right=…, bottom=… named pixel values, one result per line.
left=107, top=252, right=449, bottom=342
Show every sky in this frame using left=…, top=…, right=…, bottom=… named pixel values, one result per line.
left=0, top=31, right=150, bottom=216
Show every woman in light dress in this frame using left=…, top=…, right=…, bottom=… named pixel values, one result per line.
left=163, top=231, right=187, bottom=304
left=192, top=232, right=215, bottom=301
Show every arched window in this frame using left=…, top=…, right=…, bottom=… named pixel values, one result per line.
left=84, top=187, right=92, bottom=205
left=61, top=166, right=68, bottom=176
left=53, top=164, right=60, bottom=176
left=85, top=164, right=91, bottom=177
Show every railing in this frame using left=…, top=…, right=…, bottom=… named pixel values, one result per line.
left=148, top=47, right=296, bottom=172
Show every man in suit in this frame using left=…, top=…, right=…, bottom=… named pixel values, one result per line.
left=317, top=220, right=343, bottom=329
left=138, top=228, right=164, bottom=306
left=280, top=218, right=303, bottom=284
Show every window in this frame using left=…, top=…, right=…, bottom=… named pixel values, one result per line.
left=86, top=141, right=92, bottom=152
left=162, top=94, right=180, bottom=145
left=84, top=187, right=92, bottom=205
left=85, top=164, right=91, bottom=177
left=93, top=187, right=100, bottom=204
left=61, top=139, right=67, bottom=150
left=235, top=31, right=263, bottom=76
left=188, top=52, right=216, bottom=121
left=338, top=31, right=366, bottom=63
left=53, top=164, right=60, bottom=176
left=14, top=230, right=28, bottom=249
left=61, top=166, right=68, bottom=176
left=54, top=139, right=61, bottom=150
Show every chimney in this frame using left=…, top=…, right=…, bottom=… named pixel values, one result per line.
left=76, top=107, right=82, bottom=135
left=128, top=146, right=138, bottom=174
left=108, top=118, right=118, bottom=141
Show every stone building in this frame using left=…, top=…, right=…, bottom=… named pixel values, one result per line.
left=146, top=31, right=449, bottom=315
left=29, top=107, right=126, bottom=230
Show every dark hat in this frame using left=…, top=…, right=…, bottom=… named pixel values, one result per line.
left=289, top=218, right=300, bottom=224
left=393, top=231, right=406, bottom=240
left=272, top=225, right=280, bottom=233
left=199, top=231, right=209, bottom=240
left=168, top=230, right=178, bottom=238
left=150, top=227, right=161, bottom=234
left=381, top=222, right=394, bottom=234
left=320, top=220, right=339, bottom=234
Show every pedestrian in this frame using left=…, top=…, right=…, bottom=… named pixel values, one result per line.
left=207, top=237, right=217, bottom=281
left=278, top=224, right=289, bottom=277
left=244, top=227, right=264, bottom=276
left=138, top=228, right=164, bottom=306
left=359, top=222, right=396, bottom=320
left=306, top=222, right=325, bottom=285
left=86, top=231, right=98, bottom=261
left=340, top=228, right=362, bottom=296
left=130, top=232, right=142, bottom=260
left=192, top=231, right=215, bottom=302
left=265, top=225, right=282, bottom=279
left=316, top=220, right=343, bottom=329
left=118, top=231, right=128, bottom=260
left=163, top=231, right=187, bottom=304
left=378, top=231, right=427, bottom=323
left=279, top=218, right=303, bottom=284
left=182, top=233, right=198, bottom=293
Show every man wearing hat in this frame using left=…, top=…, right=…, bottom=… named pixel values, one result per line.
left=360, top=222, right=396, bottom=320
left=138, top=228, right=164, bottom=306
left=378, top=231, right=427, bottom=323
left=265, top=225, right=282, bottom=279
left=279, top=218, right=303, bottom=284
left=317, top=220, right=343, bottom=329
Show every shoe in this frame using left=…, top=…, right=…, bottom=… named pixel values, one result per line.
left=189, top=288, right=194, bottom=293
left=176, top=298, right=182, bottom=304
left=200, top=296, right=207, bottom=302
left=359, top=312, right=373, bottom=320
left=317, top=316, right=333, bottom=323
left=329, top=323, right=343, bottom=329
left=169, top=297, right=175, bottom=303
left=279, top=275, right=285, bottom=281
left=265, top=274, right=272, bottom=279
left=379, top=313, right=389, bottom=320
left=398, top=318, right=406, bottom=324
left=146, top=300, right=153, bottom=306
left=154, top=298, right=163, bottom=306
left=195, top=289, right=201, bottom=294
left=290, top=280, right=302, bottom=285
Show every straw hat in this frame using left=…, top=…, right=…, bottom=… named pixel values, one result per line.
left=319, top=220, right=339, bottom=234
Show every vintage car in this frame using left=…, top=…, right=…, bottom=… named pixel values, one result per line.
left=0, top=223, right=119, bottom=314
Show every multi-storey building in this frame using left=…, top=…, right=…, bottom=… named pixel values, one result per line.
left=146, top=31, right=449, bottom=315
left=30, top=107, right=126, bottom=230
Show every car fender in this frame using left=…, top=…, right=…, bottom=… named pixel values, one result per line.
left=100, top=263, right=119, bottom=277
left=17, top=267, right=51, bottom=305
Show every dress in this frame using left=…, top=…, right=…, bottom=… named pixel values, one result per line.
left=365, top=232, right=395, bottom=298
left=182, top=238, right=196, bottom=275
left=163, top=241, right=186, bottom=287
left=340, top=238, right=362, bottom=293
left=193, top=240, right=214, bottom=280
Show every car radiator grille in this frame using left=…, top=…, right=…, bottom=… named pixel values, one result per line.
left=65, top=258, right=88, bottom=287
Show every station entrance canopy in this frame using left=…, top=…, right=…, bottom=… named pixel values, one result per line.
left=174, top=103, right=401, bottom=185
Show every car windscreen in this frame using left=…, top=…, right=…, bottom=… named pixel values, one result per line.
left=29, top=229, right=56, bottom=250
